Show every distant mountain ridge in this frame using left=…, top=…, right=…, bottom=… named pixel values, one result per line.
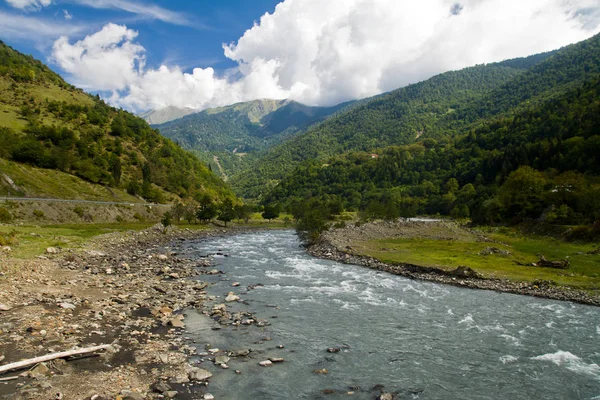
left=154, top=98, right=354, bottom=179
left=140, top=106, right=197, bottom=124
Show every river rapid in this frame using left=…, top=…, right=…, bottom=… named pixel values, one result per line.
left=179, top=230, right=600, bottom=400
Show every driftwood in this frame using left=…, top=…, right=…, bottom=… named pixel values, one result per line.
left=0, top=376, right=19, bottom=382
left=0, top=344, right=112, bottom=375
left=533, top=254, right=570, bottom=269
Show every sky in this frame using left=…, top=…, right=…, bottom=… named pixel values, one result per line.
left=1, top=0, right=599, bottom=113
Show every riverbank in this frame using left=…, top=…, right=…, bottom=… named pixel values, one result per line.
left=0, top=224, right=260, bottom=400
left=308, top=220, right=600, bottom=306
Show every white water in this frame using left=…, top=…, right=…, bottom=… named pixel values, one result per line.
left=179, top=230, right=600, bottom=399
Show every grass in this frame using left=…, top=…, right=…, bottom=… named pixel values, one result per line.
left=0, top=222, right=154, bottom=258
left=354, top=230, right=600, bottom=291
left=0, top=158, right=142, bottom=202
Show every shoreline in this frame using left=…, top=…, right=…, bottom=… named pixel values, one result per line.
left=307, top=236, right=600, bottom=307
left=0, top=224, right=264, bottom=400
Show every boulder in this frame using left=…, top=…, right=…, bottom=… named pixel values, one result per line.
left=268, top=357, right=284, bottom=363
left=0, top=304, right=12, bottom=311
left=46, top=247, right=60, bottom=254
left=215, top=355, right=230, bottom=365
left=225, top=292, right=240, bottom=302
left=259, top=360, right=272, bottom=367
left=188, top=368, right=213, bottom=381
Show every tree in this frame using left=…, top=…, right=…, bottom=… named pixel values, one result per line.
left=171, top=202, right=185, bottom=223
left=217, top=198, right=236, bottom=227
left=110, top=154, right=121, bottom=185
left=234, top=204, right=252, bottom=223
left=499, top=166, right=547, bottom=220
left=262, top=204, right=280, bottom=221
left=183, top=204, right=197, bottom=224
left=196, top=195, right=218, bottom=223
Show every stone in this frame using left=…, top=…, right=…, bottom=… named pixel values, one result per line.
left=0, top=304, right=12, bottom=311
left=225, top=292, right=240, bottom=302
left=105, top=268, right=114, bottom=275
left=157, top=254, right=168, bottom=261
left=379, top=394, right=393, bottom=400
left=151, top=381, right=172, bottom=394
left=268, top=357, right=284, bottom=363
left=45, top=247, right=60, bottom=254
left=168, top=317, right=185, bottom=328
left=204, top=394, right=215, bottom=400
left=208, top=348, right=220, bottom=354
left=59, top=302, right=76, bottom=310
left=327, top=347, right=341, bottom=353
left=215, top=355, right=230, bottom=365
left=231, top=282, right=240, bottom=287
left=233, top=349, right=250, bottom=357
left=166, top=392, right=178, bottom=399
left=313, top=368, right=328, bottom=374
left=0, top=246, right=11, bottom=253
left=188, top=368, right=213, bottom=381
left=30, top=362, right=51, bottom=377
left=259, top=360, right=272, bottom=367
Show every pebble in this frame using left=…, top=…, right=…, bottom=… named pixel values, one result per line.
left=0, top=304, right=12, bottom=311
left=259, top=360, right=272, bottom=367
left=204, top=394, right=215, bottom=400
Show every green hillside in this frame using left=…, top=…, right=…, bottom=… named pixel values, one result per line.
left=230, top=56, right=551, bottom=198
left=265, top=74, right=600, bottom=226
left=0, top=40, right=233, bottom=203
left=233, top=34, right=600, bottom=199
left=154, top=98, right=352, bottom=180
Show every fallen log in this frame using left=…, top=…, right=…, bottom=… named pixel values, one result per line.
left=0, top=344, right=112, bottom=375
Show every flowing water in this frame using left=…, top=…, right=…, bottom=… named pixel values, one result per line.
left=179, top=230, right=600, bottom=400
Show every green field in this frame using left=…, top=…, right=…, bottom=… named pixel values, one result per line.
left=354, top=230, right=600, bottom=291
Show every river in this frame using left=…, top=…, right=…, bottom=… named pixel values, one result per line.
left=178, top=230, right=600, bottom=400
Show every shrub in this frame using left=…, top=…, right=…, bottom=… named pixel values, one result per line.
left=133, top=212, right=144, bottom=221
left=33, top=209, right=44, bottom=219
left=73, top=206, right=85, bottom=217
left=0, top=207, right=12, bottom=223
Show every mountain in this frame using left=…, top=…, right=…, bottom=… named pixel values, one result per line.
left=0, top=39, right=233, bottom=203
left=265, top=73, right=600, bottom=226
left=233, top=34, right=600, bottom=199
left=154, top=98, right=353, bottom=180
left=140, top=106, right=197, bottom=125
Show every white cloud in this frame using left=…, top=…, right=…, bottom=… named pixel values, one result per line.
left=67, top=0, right=195, bottom=27
left=63, top=9, right=72, bottom=20
left=5, top=0, right=51, bottom=11
left=51, top=0, right=600, bottom=112
left=0, top=10, right=84, bottom=41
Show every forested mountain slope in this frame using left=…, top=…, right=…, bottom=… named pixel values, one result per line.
left=233, top=34, right=600, bottom=199
left=154, top=99, right=352, bottom=179
left=0, top=40, right=233, bottom=202
left=266, top=74, right=600, bottom=226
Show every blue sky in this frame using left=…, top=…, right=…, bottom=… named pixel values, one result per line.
left=0, top=0, right=281, bottom=75
left=1, top=0, right=599, bottom=112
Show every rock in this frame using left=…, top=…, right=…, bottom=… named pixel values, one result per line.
left=313, top=368, right=328, bottom=374
left=151, top=381, right=172, bottom=394
left=450, top=266, right=480, bottom=279
left=45, top=247, right=60, bottom=254
left=479, top=247, right=511, bottom=256
left=233, top=349, right=250, bottom=357
left=30, top=362, right=51, bottom=377
left=225, top=292, right=240, bottom=302
left=259, top=360, right=273, bottom=367
left=85, top=250, right=107, bottom=257
left=168, top=316, right=185, bottom=328
left=166, top=392, right=178, bottom=399
left=231, top=282, right=240, bottom=287
left=327, top=347, right=341, bottom=353
left=157, top=254, right=169, bottom=261
left=268, top=357, right=284, bottom=363
left=204, top=394, right=215, bottom=400
left=59, top=302, right=76, bottom=310
left=105, top=268, right=114, bottom=275
left=188, top=368, right=213, bottom=381
left=122, top=394, right=144, bottom=400
left=215, top=355, right=230, bottom=365
left=379, top=394, right=393, bottom=400
left=0, top=246, right=11, bottom=253
left=0, top=304, right=12, bottom=311
left=208, top=348, right=220, bottom=354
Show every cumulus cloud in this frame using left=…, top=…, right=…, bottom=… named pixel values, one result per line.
left=5, top=0, right=51, bottom=11
left=51, top=0, right=600, bottom=112
left=63, top=9, right=72, bottom=20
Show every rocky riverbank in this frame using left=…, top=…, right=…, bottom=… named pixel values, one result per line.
left=308, top=221, right=600, bottom=307
left=0, top=224, right=260, bottom=400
